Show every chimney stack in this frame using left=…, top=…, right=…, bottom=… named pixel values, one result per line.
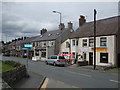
left=40, top=28, right=47, bottom=35
left=59, top=23, right=65, bottom=30
left=79, top=15, right=86, bottom=27
left=68, top=21, right=73, bottom=29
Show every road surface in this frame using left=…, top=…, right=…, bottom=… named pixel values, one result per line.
left=2, top=56, right=119, bottom=88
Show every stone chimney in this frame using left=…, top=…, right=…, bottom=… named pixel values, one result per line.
left=24, top=37, right=29, bottom=40
left=79, top=15, right=86, bottom=27
left=40, top=28, right=47, bottom=35
left=59, top=23, right=65, bottom=30
left=68, top=21, right=73, bottom=29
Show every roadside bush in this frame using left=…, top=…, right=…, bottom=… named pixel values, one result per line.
left=103, top=66, right=117, bottom=70
left=3, top=60, right=21, bottom=67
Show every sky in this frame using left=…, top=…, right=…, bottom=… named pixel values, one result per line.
left=1, top=0, right=119, bottom=42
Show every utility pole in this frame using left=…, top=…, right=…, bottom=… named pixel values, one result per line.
left=94, top=9, right=97, bottom=70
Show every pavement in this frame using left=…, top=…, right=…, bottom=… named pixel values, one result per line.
left=11, top=70, right=46, bottom=90
left=41, top=78, right=79, bottom=89
left=0, top=77, right=2, bottom=90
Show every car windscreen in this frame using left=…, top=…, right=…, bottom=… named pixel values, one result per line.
left=48, top=56, right=51, bottom=59
left=59, top=56, right=65, bottom=59
left=51, top=56, right=57, bottom=59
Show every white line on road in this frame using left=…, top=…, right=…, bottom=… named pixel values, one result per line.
left=64, top=70, right=91, bottom=77
left=78, top=73, right=92, bottom=77
left=109, top=79, right=120, bottom=83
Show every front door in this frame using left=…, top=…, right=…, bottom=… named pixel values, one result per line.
left=89, top=52, right=93, bottom=65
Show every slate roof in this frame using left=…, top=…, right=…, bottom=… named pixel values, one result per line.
left=70, top=16, right=119, bottom=39
left=32, top=28, right=67, bottom=42
left=22, top=36, right=40, bottom=44
left=9, top=36, right=39, bottom=45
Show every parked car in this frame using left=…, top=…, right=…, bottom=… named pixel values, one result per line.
left=3, top=52, right=10, bottom=56
left=45, top=55, right=66, bottom=66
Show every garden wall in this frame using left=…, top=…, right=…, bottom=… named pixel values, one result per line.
left=2, top=65, right=27, bottom=86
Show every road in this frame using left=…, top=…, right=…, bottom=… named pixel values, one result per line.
left=2, top=56, right=119, bottom=88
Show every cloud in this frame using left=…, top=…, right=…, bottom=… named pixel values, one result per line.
left=2, top=2, right=118, bottom=42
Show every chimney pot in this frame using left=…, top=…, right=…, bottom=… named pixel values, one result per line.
left=40, top=28, right=47, bottom=35
left=68, top=21, right=73, bottom=29
left=59, top=23, right=65, bottom=30
left=79, top=15, right=86, bottom=27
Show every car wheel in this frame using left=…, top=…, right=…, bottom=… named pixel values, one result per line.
left=53, top=62, right=56, bottom=66
left=62, top=64, right=65, bottom=67
left=46, top=61, right=48, bottom=65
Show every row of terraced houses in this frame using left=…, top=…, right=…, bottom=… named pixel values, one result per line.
left=3, top=16, right=120, bottom=67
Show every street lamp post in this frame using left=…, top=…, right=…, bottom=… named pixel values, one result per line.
left=94, top=9, right=97, bottom=70
left=53, top=10, right=62, bottom=54
left=53, top=11, right=62, bottom=24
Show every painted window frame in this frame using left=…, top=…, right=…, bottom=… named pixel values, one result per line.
left=72, top=40, right=75, bottom=46
left=89, top=38, right=94, bottom=47
left=66, top=42, right=70, bottom=48
left=100, top=37, right=107, bottom=46
left=83, top=39, right=87, bottom=47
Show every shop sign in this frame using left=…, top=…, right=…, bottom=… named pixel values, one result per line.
left=91, top=47, right=107, bottom=51
left=24, top=44, right=32, bottom=47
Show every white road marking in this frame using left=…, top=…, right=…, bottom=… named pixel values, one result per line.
left=71, top=85, right=79, bottom=88
left=78, top=73, right=92, bottom=77
left=57, top=80, right=65, bottom=84
left=109, top=79, right=120, bottom=83
left=64, top=70, right=91, bottom=77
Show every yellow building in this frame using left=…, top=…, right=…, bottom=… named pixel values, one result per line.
left=61, top=16, right=119, bottom=67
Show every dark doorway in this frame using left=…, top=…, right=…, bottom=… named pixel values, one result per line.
left=89, top=52, right=93, bottom=65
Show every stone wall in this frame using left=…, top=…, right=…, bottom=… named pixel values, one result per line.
left=2, top=65, right=27, bottom=86
left=2, top=80, right=13, bottom=90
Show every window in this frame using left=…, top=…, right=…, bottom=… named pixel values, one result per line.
left=51, top=42, right=54, bottom=46
left=44, top=42, right=46, bottom=46
left=51, top=56, right=57, bottom=59
left=83, top=52, right=86, bottom=61
left=48, top=34, right=52, bottom=36
left=41, top=52, right=46, bottom=57
left=42, top=42, right=46, bottom=47
left=100, top=53, right=108, bottom=63
left=83, top=39, right=87, bottom=47
left=48, top=56, right=51, bottom=59
left=66, top=42, right=70, bottom=48
left=33, top=42, right=35, bottom=47
left=72, top=52, right=75, bottom=58
left=59, top=56, right=65, bottom=59
left=62, top=52, right=68, bottom=54
left=72, top=40, right=75, bottom=46
left=35, top=50, right=39, bottom=56
left=76, top=39, right=78, bottom=46
left=100, top=37, right=107, bottom=46
left=89, top=38, right=94, bottom=47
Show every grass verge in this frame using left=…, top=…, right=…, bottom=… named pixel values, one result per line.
left=0, top=61, right=21, bottom=72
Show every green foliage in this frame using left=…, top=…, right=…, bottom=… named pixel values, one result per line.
left=0, top=61, right=22, bottom=72
left=103, top=66, right=118, bottom=70
left=3, top=60, right=21, bottom=67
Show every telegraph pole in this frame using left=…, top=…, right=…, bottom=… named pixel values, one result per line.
left=94, top=9, right=97, bottom=70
